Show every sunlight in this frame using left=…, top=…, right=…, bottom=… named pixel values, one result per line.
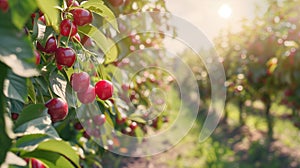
left=218, top=4, right=232, bottom=19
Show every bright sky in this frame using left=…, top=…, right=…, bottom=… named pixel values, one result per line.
left=166, top=0, right=268, bottom=41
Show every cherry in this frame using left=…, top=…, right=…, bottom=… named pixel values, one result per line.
left=74, top=122, right=83, bottom=130
left=70, top=72, right=90, bottom=93
left=38, top=15, right=46, bottom=24
left=93, top=114, right=106, bottom=126
left=109, top=0, right=123, bottom=7
left=56, top=63, right=64, bottom=70
left=77, top=85, right=96, bottom=104
left=55, top=47, right=76, bottom=67
left=95, top=80, right=114, bottom=100
left=36, top=36, right=57, bottom=54
left=81, top=36, right=93, bottom=47
left=44, top=36, right=57, bottom=53
left=25, top=158, right=46, bottom=168
left=34, top=50, right=41, bottom=65
left=71, top=8, right=93, bottom=26
left=129, top=121, right=137, bottom=130
left=66, top=0, right=79, bottom=7
left=0, top=0, right=9, bottom=13
left=45, top=98, right=68, bottom=122
left=116, top=113, right=127, bottom=125
left=60, top=19, right=77, bottom=37
left=73, top=33, right=81, bottom=42
left=11, top=113, right=19, bottom=120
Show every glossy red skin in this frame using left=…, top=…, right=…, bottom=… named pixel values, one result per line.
left=74, top=122, right=83, bottom=130
left=44, top=36, right=57, bottom=53
left=71, top=8, right=93, bottom=26
left=93, top=114, right=106, bottom=126
left=70, top=72, right=90, bottom=93
left=38, top=15, right=46, bottom=24
left=56, top=63, right=64, bottom=70
left=95, top=80, right=113, bottom=100
left=11, top=113, right=19, bottom=120
left=34, top=50, right=41, bottom=65
left=55, top=47, right=76, bottom=67
left=25, top=158, right=46, bottom=168
left=60, top=19, right=77, bottom=37
left=109, top=0, right=123, bottom=7
left=116, top=113, right=127, bottom=125
left=45, top=98, right=68, bottom=122
left=129, top=121, right=137, bottom=130
left=0, top=0, right=9, bottom=13
left=67, top=0, right=79, bottom=7
left=73, top=33, right=81, bottom=42
left=77, top=85, right=96, bottom=104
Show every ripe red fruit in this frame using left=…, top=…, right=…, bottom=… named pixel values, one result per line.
left=38, top=15, right=46, bottom=24
left=93, top=114, right=106, bottom=126
left=45, top=98, right=68, bottom=122
left=129, top=121, right=137, bottom=130
left=34, top=50, right=41, bottom=65
left=109, top=0, right=123, bottom=7
left=36, top=36, right=57, bottom=54
left=66, top=0, right=79, bottom=7
left=11, top=113, right=19, bottom=120
left=73, top=33, right=81, bottom=42
left=0, top=0, right=9, bottom=13
left=70, top=72, right=90, bottom=93
left=71, top=8, right=93, bottom=26
left=77, top=85, right=96, bottom=104
left=60, top=19, right=77, bottom=37
left=56, top=63, right=64, bottom=70
left=74, top=122, right=83, bottom=130
left=55, top=47, right=76, bottom=67
left=116, top=113, right=127, bottom=125
left=25, top=158, right=46, bottom=168
left=95, top=80, right=113, bottom=100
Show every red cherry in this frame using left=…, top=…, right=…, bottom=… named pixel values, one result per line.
left=71, top=8, right=93, bottom=26
left=38, top=15, right=46, bottom=24
left=129, top=121, right=137, bottom=130
left=34, top=50, right=41, bottom=65
left=11, top=113, right=19, bottom=120
left=95, top=80, right=114, bottom=100
left=93, top=114, right=106, bottom=126
left=81, top=36, right=93, bottom=47
left=44, top=36, right=57, bottom=54
left=109, top=0, right=123, bottom=7
left=116, top=113, right=127, bottom=125
left=70, top=72, right=90, bottom=93
left=60, top=19, right=77, bottom=37
left=74, top=122, right=83, bottom=130
left=77, top=85, right=96, bottom=104
left=56, top=63, right=64, bottom=70
left=55, top=47, right=76, bottom=67
left=66, top=0, right=79, bottom=7
left=0, top=0, right=9, bottom=13
left=45, top=98, right=68, bottom=122
left=25, top=158, right=46, bottom=168
left=73, top=33, right=81, bottom=42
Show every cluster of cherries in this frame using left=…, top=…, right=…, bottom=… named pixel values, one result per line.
left=45, top=72, right=114, bottom=123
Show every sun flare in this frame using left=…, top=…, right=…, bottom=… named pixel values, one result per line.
left=218, top=4, right=232, bottom=19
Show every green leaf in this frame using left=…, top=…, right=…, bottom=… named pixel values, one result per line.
left=0, top=28, right=39, bottom=77
left=78, top=25, right=118, bottom=64
left=15, top=134, right=51, bottom=152
left=36, top=0, right=60, bottom=32
left=27, top=79, right=36, bottom=103
left=0, top=62, right=11, bottom=165
left=22, top=150, right=75, bottom=168
left=134, top=127, right=144, bottom=143
left=37, top=140, right=80, bottom=167
left=80, top=0, right=119, bottom=31
left=15, top=116, right=59, bottom=138
left=3, top=71, right=27, bottom=103
left=104, top=111, right=114, bottom=127
left=127, top=115, right=147, bottom=124
left=14, top=104, right=46, bottom=128
left=9, top=0, right=37, bottom=30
